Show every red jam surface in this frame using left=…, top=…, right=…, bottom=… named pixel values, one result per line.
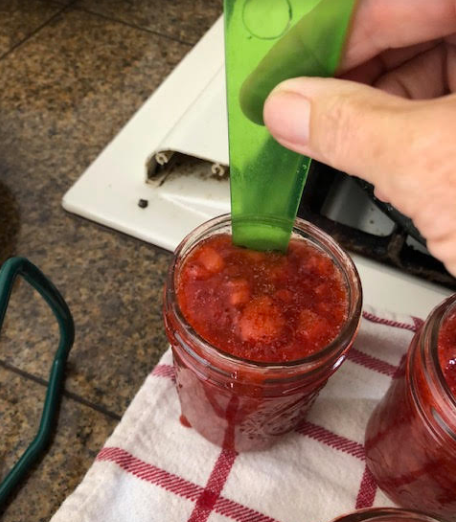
left=177, top=234, right=348, bottom=363
left=438, top=309, right=456, bottom=396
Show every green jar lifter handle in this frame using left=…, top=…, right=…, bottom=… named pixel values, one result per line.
left=225, top=0, right=357, bottom=251
left=0, top=257, right=74, bottom=508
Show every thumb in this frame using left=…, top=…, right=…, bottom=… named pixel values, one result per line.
left=264, top=77, right=456, bottom=277
left=264, top=77, right=416, bottom=184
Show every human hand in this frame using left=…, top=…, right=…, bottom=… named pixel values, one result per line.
left=264, top=0, right=456, bottom=277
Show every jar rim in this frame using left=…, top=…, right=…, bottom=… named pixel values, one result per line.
left=330, top=507, right=447, bottom=522
left=427, top=294, right=456, bottom=409
left=410, top=293, right=456, bottom=436
left=166, top=214, right=362, bottom=371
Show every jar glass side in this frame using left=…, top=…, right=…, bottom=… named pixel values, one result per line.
left=365, top=295, right=456, bottom=520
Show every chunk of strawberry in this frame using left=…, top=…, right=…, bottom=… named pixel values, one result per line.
left=197, top=246, right=224, bottom=273
left=239, top=296, right=285, bottom=343
left=184, top=263, right=210, bottom=280
left=316, top=301, right=332, bottom=315
left=297, top=309, right=329, bottom=342
left=269, top=258, right=291, bottom=284
left=275, top=289, right=293, bottom=303
left=314, top=284, right=326, bottom=297
left=245, top=250, right=267, bottom=263
left=300, top=253, right=335, bottom=278
left=227, top=279, right=251, bottom=306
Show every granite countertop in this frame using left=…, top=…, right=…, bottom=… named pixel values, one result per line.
left=0, top=1, right=222, bottom=520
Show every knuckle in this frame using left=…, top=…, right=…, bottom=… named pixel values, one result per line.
left=384, top=107, right=456, bottom=222
left=313, top=93, right=360, bottom=168
left=427, top=234, right=456, bottom=270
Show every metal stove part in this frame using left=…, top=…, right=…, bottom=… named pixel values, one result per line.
left=155, top=150, right=174, bottom=167
left=211, top=163, right=227, bottom=177
left=298, top=163, right=456, bottom=290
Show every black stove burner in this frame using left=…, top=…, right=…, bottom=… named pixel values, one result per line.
left=297, top=162, right=456, bottom=291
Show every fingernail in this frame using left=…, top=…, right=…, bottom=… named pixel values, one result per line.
left=264, top=90, right=311, bottom=146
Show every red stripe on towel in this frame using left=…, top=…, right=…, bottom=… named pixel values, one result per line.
left=356, top=465, right=378, bottom=508
left=347, top=348, right=398, bottom=377
left=298, top=422, right=365, bottom=460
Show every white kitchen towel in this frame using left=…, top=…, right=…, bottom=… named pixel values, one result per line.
left=51, top=306, right=423, bottom=522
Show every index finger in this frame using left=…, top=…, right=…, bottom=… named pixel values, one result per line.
left=341, top=0, right=456, bottom=72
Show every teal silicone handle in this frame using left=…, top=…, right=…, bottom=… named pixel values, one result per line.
left=225, top=0, right=356, bottom=251
left=0, top=258, right=74, bottom=508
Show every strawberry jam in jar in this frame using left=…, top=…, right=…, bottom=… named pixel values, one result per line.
left=164, top=215, right=362, bottom=451
left=365, top=294, right=456, bottom=520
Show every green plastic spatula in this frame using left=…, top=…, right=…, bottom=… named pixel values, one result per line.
left=224, top=0, right=357, bottom=251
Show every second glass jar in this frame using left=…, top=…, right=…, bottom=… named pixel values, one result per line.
left=365, top=294, right=456, bottom=520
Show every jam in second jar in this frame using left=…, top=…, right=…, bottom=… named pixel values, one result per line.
left=365, top=294, right=456, bottom=521
left=164, top=215, right=362, bottom=451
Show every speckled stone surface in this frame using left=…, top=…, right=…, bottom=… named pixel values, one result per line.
left=0, top=3, right=206, bottom=519
left=0, top=367, right=117, bottom=522
left=0, top=8, right=187, bottom=416
left=0, top=0, right=62, bottom=57
left=75, top=0, right=223, bottom=44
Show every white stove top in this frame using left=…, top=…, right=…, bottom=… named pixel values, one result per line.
left=62, top=17, right=452, bottom=319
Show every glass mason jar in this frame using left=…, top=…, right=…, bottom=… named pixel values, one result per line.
left=163, top=215, right=362, bottom=452
left=330, top=508, right=447, bottom=522
left=365, top=294, right=456, bottom=520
